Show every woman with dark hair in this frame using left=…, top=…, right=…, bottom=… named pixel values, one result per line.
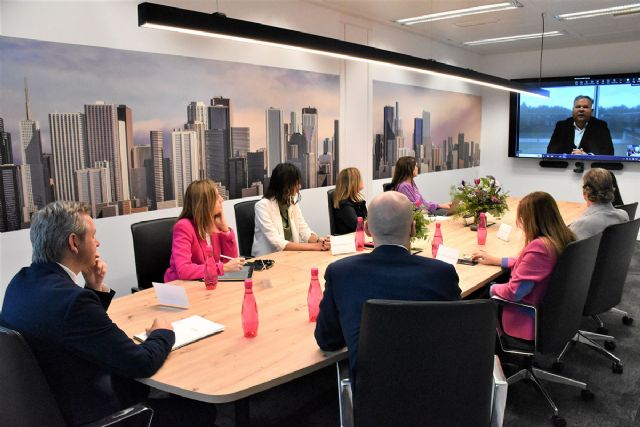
left=609, top=170, right=624, bottom=206
left=472, top=192, right=576, bottom=341
left=569, top=168, right=629, bottom=240
left=333, top=167, right=367, bottom=235
left=252, top=163, right=331, bottom=256
left=391, top=156, right=449, bottom=214
left=164, top=179, right=244, bottom=282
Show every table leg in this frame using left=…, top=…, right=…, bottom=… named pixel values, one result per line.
left=233, top=398, right=250, bottom=427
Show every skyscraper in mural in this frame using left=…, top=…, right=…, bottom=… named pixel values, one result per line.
left=302, top=107, right=318, bottom=189
left=150, top=130, right=165, bottom=208
left=76, top=163, right=111, bottom=218
left=48, top=112, right=88, bottom=201
left=0, top=118, right=13, bottom=164
left=421, top=111, right=432, bottom=172
left=266, top=107, right=283, bottom=176
left=0, top=164, right=22, bottom=232
left=171, top=130, right=198, bottom=206
left=20, top=79, right=47, bottom=221
left=208, top=96, right=231, bottom=186
left=186, top=101, right=208, bottom=178
left=117, top=105, right=134, bottom=194
left=84, top=102, right=126, bottom=202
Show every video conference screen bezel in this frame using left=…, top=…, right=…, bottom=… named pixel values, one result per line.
left=508, top=72, right=640, bottom=163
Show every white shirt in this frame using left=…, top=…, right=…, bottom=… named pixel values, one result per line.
left=251, top=198, right=314, bottom=257
left=573, top=121, right=588, bottom=149
left=57, top=262, right=82, bottom=286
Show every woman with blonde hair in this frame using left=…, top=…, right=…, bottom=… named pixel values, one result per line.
left=164, top=179, right=244, bottom=282
left=472, top=192, right=576, bottom=341
left=391, top=156, right=449, bottom=214
left=333, top=167, right=367, bottom=235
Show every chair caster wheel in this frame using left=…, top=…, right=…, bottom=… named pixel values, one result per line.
left=622, top=316, right=633, bottom=326
left=552, top=415, right=567, bottom=427
left=597, top=326, right=609, bottom=335
left=604, top=340, right=616, bottom=351
left=612, top=363, right=623, bottom=374
left=552, top=361, right=564, bottom=373
left=581, top=389, right=595, bottom=401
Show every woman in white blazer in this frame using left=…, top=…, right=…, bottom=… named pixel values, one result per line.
left=252, top=163, right=331, bottom=256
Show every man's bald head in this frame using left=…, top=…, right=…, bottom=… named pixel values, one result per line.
left=366, top=191, right=414, bottom=247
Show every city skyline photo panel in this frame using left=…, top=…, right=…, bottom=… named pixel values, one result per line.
left=0, top=36, right=339, bottom=232
left=372, top=80, right=482, bottom=180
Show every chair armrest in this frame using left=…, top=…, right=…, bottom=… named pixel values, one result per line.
left=81, top=403, right=153, bottom=427
left=491, top=295, right=536, bottom=312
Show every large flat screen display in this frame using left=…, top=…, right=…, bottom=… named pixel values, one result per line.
left=509, top=72, right=640, bottom=162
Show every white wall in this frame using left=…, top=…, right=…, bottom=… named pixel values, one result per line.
left=0, top=0, right=482, bottom=303
left=476, top=40, right=640, bottom=205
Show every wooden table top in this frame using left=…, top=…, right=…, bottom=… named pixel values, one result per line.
left=108, top=198, right=586, bottom=403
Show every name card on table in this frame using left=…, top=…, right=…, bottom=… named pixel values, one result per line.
left=496, top=223, right=513, bottom=242
left=435, top=245, right=460, bottom=265
left=152, top=282, right=189, bottom=309
left=330, top=234, right=357, bottom=255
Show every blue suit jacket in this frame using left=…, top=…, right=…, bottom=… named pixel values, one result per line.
left=0, top=262, right=175, bottom=426
left=314, top=245, right=461, bottom=386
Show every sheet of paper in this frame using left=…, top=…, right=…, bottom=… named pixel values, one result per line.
left=435, top=244, right=460, bottom=265
left=427, top=215, right=452, bottom=221
left=152, top=282, right=189, bottom=308
left=496, top=223, right=513, bottom=242
left=134, top=315, right=225, bottom=350
left=331, top=234, right=357, bottom=255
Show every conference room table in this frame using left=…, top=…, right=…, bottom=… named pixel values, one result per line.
left=108, top=198, right=586, bottom=426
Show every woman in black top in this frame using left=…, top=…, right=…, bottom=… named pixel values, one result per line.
left=333, top=167, right=367, bottom=235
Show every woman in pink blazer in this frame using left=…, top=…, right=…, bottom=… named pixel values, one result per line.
left=164, top=179, right=244, bottom=282
left=472, top=192, right=576, bottom=341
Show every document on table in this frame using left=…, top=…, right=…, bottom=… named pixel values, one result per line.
left=134, top=315, right=225, bottom=350
left=331, top=234, right=356, bottom=255
left=153, top=282, right=189, bottom=308
left=435, top=244, right=460, bottom=265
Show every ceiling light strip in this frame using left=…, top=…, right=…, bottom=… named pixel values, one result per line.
left=138, top=2, right=548, bottom=98
left=397, top=1, right=522, bottom=25
left=464, top=31, right=564, bottom=46
left=555, top=3, right=640, bottom=20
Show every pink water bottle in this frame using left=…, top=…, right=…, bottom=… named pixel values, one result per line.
left=432, top=222, right=443, bottom=258
left=355, top=217, right=365, bottom=251
left=242, top=279, right=259, bottom=338
left=477, top=212, right=487, bottom=245
left=308, top=267, right=323, bottom=322
left=203, top=246, right=218, bottom=290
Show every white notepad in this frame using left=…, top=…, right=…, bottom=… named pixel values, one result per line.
left=134, top=315, right=225, bottom=350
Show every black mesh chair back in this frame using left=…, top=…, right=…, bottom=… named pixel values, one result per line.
left=382, top=182, right=394, bottom=192
left=615, top=202, right=638, bottom=220
left=537, top=233, right=601, bottom=354
left=354, top=300, right=496, bottom=427
left=0, top=325, right=66, bottom=427
left=327, top=189, right=337, bottom=235
left=131, top=217, right=177, bottom=290
left=234, top=199, right=259, bottom=258
left=583, top=218, right=640, bottom=316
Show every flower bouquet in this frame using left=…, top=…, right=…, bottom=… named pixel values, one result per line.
left=411, top=201, right=433, bottom=245
left=450, top=176, right=509, bottom=228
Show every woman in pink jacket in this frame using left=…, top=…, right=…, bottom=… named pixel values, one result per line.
left=472, top=192, right=576, bottom=341
left=164, top=179, right=244, bottom=282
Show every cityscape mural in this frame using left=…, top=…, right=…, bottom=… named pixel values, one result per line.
left=0, top=36, right=340, bottom=232
left=372, top=80, right=482, bottom=179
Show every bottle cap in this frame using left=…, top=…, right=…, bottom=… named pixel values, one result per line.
left=311, top=267, right=319, bottom=276
left=357, top=216, right=363, bottom=223
left=436, top=222, right=441, bottom=228
left=244, top=278, right=253, bottom=290
left=480, top=212, right=486, bottom=217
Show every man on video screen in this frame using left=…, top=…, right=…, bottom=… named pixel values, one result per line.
left=546, top=95, right=614, bottom=155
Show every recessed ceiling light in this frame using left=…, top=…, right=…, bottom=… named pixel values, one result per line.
left=555, top=3, right=640, bottom=20
left=463, top=31, right=564, bottom=46
left=396, top=1, right=522, bottom=25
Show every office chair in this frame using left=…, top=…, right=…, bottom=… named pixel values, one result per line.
left=555, top=218, right=640, bottom=374
left=130, top=217, right=177, bottom=292
left=382, top=182, right=394, bottom=192
left=327, top=189, right=337, bottom=235
left=614, top=202, right=638, bottom=220
left=234, top=199, right=259, bottom=258
left=493, top=233, right=602, bottom=427
left=0, top=325, right=153, bottom=427
left=348, top=300, right=496, bottom=427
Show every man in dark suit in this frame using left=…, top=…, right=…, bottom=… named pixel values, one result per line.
left=314, top=191, right=461, bottom=387
left=546, top=95, right=614, bottom=155
left=1, top=202, right=214, bottom=426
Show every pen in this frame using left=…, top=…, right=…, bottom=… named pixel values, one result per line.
left=219, top=254, right=233, bottom=260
